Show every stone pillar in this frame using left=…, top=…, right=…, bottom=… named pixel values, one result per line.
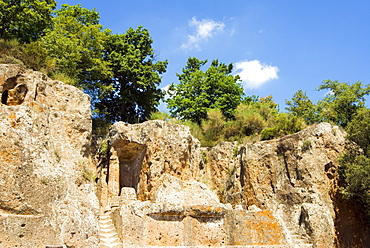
left=108, top=148, right=120, bottom=198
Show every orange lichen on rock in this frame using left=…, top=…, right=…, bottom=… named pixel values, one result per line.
left=233, top=210, right=286, bottom=246
left=257, top=209, right=275, bottom=220
left=9, top=111, right=16, bottom=127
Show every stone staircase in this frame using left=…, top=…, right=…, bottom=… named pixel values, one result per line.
left=285, top=226, right=312, bottom=247
left=99, top=211, right=123, bottom=248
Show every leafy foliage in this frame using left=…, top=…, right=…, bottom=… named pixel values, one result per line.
left=316, top=80, right=370, bottom=128
left=150, top=111, right=171, bottom=121
left=285, top=90, right=318, bottom=124
left=345, top=109, right=370, bottom=156
left=201, top=109, right=226, bottom=146
left=96, top=27, right=168, bottom=123
left=164, top=95, right=306, bottom=146
left=0, top=0, right=56, bottom=43
left=38, top=4, right=112, bottom=86
left=339, top=109, right=370, bottom=220
left=260, top=113, right=306, bottom=140
left=166, top=57, right=243, bottom=124
left=0, top=38, right=53, bottom=73
left=340, top=154, right=370, bottom=218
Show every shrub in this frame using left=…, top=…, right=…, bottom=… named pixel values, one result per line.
left=150, top=111, right=171, bottom=121
left=261, top=113, right=306, bottom=140
left=201, top=109, right=225, bottom=146
left=340, top=108, right=370, bottom=221
left=340, top=154, right=370, bottom=219
left=301, top=140, right=312, bottom=152
left=92, top=117, right=111, bottom=136
left=260, top=128, right=276, bottom=141
left=241, top=113, right=265, bottom=136
left=223, top=121, right=241, bottom=140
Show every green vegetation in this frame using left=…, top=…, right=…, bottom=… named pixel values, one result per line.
left=339, top=109, right=370, bottom=219
left=155, top=95, right=306, bottom=146
left=39, top=4, right=111, bottom=86
left=316, top=80, right=370, bottom=128
left=166, top=57, right=243, bottom=124
left=301, top=140, right=312, bottom=152
left=285, top=90, right=318, bottom=124
left=96, top=27, right=168, bottom=123
left=0, top=3, right=166, bottom=125
left=0, top=0, right=56, bottom=43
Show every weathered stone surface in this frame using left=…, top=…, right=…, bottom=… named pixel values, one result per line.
left=105, top=120, right=369, bottom=247
left=105, top=121, right=288, bottom=247
left=0, top=64, right=99, bottom=247
left=108, top=120, right=204, bottom=201
left=110, top=175, right=286, bottom=247
left=208, top=123, right=370, bottom=248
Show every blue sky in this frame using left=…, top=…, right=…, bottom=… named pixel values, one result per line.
left=62, top=0, right=370, bottom=111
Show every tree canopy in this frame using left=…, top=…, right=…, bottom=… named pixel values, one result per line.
left=38, top=4, right=112, bottom=86
left=285, top=90, right=317, bottom=124
left=340, top=109, right=370, bottom=219
left=95, top=26, right=168, bottom=123
left=0, top=0, right=56, bottom=43
left=166, top=57, right=244, bottom=124
left=316, top=80, right=370, bottom=128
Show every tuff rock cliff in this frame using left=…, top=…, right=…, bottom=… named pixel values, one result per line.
left=0, top=64, right=369, bottom=248
left=102, top=121, right=370, bottom=248
left=0, top=64, right=99, bottom=247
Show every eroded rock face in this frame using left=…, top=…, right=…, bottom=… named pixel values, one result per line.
left=106, top=120, right=369, bottom=247
left=103, top=121, right=290, bottom=246
left=209, top=123, right=370, bottom=248
left=108, top=120, right=204, bottom=201
left=110, top=175, right=286, bottom=247
left=0, top=64, right=99, bottom=247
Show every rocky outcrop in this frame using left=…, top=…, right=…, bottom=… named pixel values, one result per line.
left=105, top=121, right=204, bottom=203
left=205, top=123, right=370, bottom=248
left=0, top=64, right=99, bottom=247
left=1, top=63, right=368, bottom=247
left=213, top=124, right=344, bottom=247
left=104, top=120, right=369, bottom=248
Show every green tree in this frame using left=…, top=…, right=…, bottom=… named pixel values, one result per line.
left=285, top=90, right=317, bottom=124
left=0, top=0, right=56, bottom=43
left=340, top=108, right=370, bottom=220
left=37, top=4, right=112, bottom=86
left=96, top=26, right=168, bottom=123
left=166, top=57, right=243, bottom=124
left=341, top=154, right=370, bottom=218
left=346, top=108, right=370, bottom=157
left=317, top=80, right=370, bottom=128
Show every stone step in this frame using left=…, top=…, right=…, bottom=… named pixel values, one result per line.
left=100, top=217, right=113, bottom=221
left=100, top=238, right=121, bottom=245
left=100, top=232, right=119, bottom=239
left=99, top=243, right=122, bottom=248
left=100, top=214, right=111, bottom=218
left=100, top=223, right=115, bottom=228
left=100, top=222, right=114, bottom=227
left=100, top=221, right=114, bottom=226
left=100, top=227, right=116, bottom=233
left=99, top=211, right=123, bottom=248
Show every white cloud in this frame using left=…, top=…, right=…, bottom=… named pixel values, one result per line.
left=161, top=84, right=173, bottom=100
left=234, top=60, right=279, bottom=89
left=181, top=17, right=225, bottom=51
